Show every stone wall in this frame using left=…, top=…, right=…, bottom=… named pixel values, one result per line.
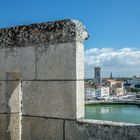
left=0, top=19, right=140, bottom=140
left=65, top=119, right=140, bottom=140
left=0, top=19, right=87, bottom=140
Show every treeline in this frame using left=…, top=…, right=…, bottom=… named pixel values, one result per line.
left=126, top=88, right=140, bottom=92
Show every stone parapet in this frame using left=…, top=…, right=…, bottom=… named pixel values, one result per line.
left=65, top=119, right=140, bottom=140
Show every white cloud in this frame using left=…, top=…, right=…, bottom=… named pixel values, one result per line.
left=85, top=47, right=140, bottom=78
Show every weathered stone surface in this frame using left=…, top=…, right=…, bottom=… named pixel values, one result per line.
left=0, top=19, right=88, bottom=48
left=0, top=132, right=10, bottom=140
left=0, top=114, right=20, bottom=140
left=0, top=81, right=6, bottom=113
left=65, top=120, right=88, bottom=140
left=0, top=81, right=21, bottom=113
left=22, top=116, right=63, bottom=140
left=76, top=80, right=84, bottom=119
left=0, top=46, right=36, bottom=80
left=76, top=42, right=84, bottom=80
left=0, top=114, right=8, bottom=132
left=22, top=81, right=84, bottom=119
left=37, top=43, right=84, bottom=80
left=36, top=43, right=75, bottom=80
left=65, top=120, right=140, bottom=140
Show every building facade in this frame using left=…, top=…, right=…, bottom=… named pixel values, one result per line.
left=95, top=85, right=110, bottom=99
left=85, top=87, right=96, bottom=100
left=103, top=80, right=124, bottom=96
left=85, top=82, right=96, bottom=100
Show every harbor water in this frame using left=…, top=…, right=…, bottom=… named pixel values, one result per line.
left=85, top=104, right=140, bottom=124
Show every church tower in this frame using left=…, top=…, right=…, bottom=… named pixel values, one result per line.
left=94, top=67, right=101, bottom=85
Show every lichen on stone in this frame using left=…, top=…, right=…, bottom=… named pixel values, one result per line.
left=0, top=19, right=88, bottom=48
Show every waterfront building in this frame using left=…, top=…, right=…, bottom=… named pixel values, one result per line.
left=85, top=82, right=96, bottom=100
left=95, top=85, right=110, bottom=99
left=103, top=79, right=124, bottom=96
left=94, top=67, right=101, bottom=85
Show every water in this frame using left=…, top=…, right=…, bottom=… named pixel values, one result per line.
left=85, top=104, right=140, bottom=124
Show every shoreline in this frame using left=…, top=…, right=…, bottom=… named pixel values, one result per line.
left=85, top=100, right=140, bottom=107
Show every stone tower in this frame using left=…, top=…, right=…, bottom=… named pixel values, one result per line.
left=94, top=67, right=101, bottom=84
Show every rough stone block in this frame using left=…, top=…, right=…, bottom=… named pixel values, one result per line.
left=0, top=19, right=88, bottom=48
left=36, top=42, right=84, bottom=80
left=0, top=81, right=21, bottom=113
left=0, top=114, right=20, bottom=140
left=65, top=120, right=140, bottom=140
left=22, top=81, right=84, bottom=119
left=0, top=81, right=6, bottom=113
left=65, top=120, right=88, bottom=140
left=0, top=46, right=36, bottom=80
left=0, top=132, right=10, bottom=140
left=22, top=116, right=63, bottom=140
left=0, top=114, right=8, bottom=132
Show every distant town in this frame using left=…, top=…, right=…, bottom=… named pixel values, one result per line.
left=85, top=67, right=140, bottom=102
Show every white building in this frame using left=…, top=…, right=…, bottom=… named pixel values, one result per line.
left=95, top=85, right=110, bottom=99
left=85, top=82, right=96, bottom=100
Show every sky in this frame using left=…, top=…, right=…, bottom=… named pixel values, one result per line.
left=0, top=0, right=140, bottom=78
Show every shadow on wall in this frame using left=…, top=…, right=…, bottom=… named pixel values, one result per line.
left=2, top=72, right=22, bottom=139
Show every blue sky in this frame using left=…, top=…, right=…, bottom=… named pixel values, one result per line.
left=0, top=0, right=140, bottom=77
